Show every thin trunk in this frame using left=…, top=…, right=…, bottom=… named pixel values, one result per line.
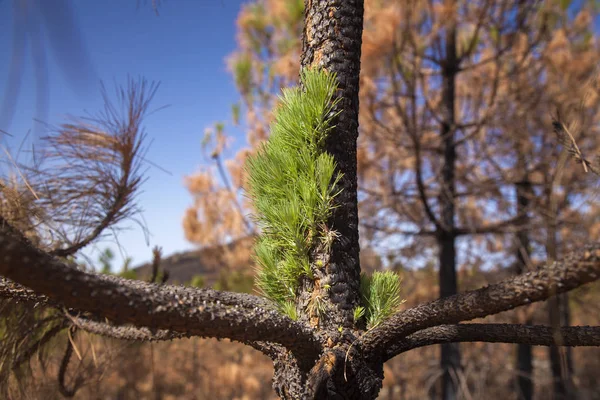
left=438, top=5, right=461, bottom=400
left=546, top=222, right=575, bottom=400
left=515, top=179, right=533, bottom=400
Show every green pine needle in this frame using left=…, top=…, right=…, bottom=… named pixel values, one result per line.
left=246, top=68, right=342, bottom=310
left=360, top=271, right=404, bottom=329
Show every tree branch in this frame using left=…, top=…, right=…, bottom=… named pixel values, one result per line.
left=0, top=218, right=321, bottom=357
left=384, top=324, right=600, bottom=360
left=2, top=277, right=283, bottom=360
left=360, top=244, right=600, bottom=362
left=454, top=214, right=526, bottom=236
left=69, top=316, right=187, bottom=342
left=0, top=277, right=56, bottom=307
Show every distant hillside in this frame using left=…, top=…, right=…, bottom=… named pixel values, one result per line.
left=133, top=236, right=255, bottom=286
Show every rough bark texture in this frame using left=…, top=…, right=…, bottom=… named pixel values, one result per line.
left=267, top=1, right=373, bottom=397
left=297, top=0, right=364, bottom=331
left=385, top=324, right=600, bottom=354
left=0, top=217, right=321, bottom=358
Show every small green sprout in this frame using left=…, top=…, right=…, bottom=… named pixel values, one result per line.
left=246, top=68, right=342, bottom=310
left=360, top=271, right=404, bottom=329
left=353, top=306, right=366, bottom=323
left=281, top=301, right=298, bottom=321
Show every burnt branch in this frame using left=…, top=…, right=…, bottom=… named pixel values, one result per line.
left=70, top=316, right=187, bottom=342
left=2, top=276, right=283, bottom=362
left=361, top=244, right=600, bottom=362
left=454, top=214, right=527, bottom=236
left=0, top=277, right=56, bottom=307
left=385, top=324, right=600, bottom=358
left=0, top=217, right=321, bottom=357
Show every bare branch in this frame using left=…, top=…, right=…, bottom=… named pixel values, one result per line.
left=70, top=317, right=186, bottom=342
left=0, top=277, right=56, bottom=307
left=0, top=216, right=321, bottom=357
left=552, top=112, right=600, bottom=176
left=384, top=324, right=600, bottom=359
left=454, top=214, right=526, bottom=236
left=2, top=276, right=283, bottom=361
left=360, top=244, right=600, bottom=362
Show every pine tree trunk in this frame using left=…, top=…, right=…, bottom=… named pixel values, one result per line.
left=272, top=1, right=385, bottom=398
left=272, top=348, right=383, bottom=399
left=438, top=5, right=461, bottom=400
left=546, top=222, right=575, bottom=400
left=298, top=0, right=363, bottom=330
left=271, top=1, right=388, bottom=397
left=515, top=179, right=533, bottom=400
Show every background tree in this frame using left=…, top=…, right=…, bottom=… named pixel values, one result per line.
left=1, top=1, right=600, bottom=399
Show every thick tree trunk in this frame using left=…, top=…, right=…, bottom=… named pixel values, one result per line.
left=272, top=1, right=384, bottom=398
left=272, top=347, right=383, bottom=400
left=437, top=6, right=461, bottom=400
left=298, top=0, right=364, bottom=330
left=515, top=179, right=533, bottom=400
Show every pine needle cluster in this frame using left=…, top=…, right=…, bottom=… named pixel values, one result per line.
left=358, top=271, right=405, bottom=329
left=245, top=68, right=342, bottom=313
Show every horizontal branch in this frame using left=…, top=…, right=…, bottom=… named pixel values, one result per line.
left=361, top=244, right=600, bottom=362
left=72, top=317, right=283, bottom=359
left=70, top=317, right=187, bottom=342
left=1, top=277, right=283, bottom=360
left=0, top=219, right=321, bottom=357
left=385, top=324, right=600, bottom=360
left=454, top=214, right=526, bottom=236
left=0, top=277, right=56, bottom=307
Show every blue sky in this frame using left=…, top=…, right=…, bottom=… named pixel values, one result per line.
left=0, top=0, right=250, bottom=268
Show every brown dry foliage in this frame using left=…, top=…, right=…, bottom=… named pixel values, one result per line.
left=0, top=77, right=158, bottom=396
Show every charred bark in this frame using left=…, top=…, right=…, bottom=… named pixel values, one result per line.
left=298, top=0, right=364, bottom=330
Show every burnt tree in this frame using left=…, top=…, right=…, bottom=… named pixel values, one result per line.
left=1, top=1, right=600, bottom=399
